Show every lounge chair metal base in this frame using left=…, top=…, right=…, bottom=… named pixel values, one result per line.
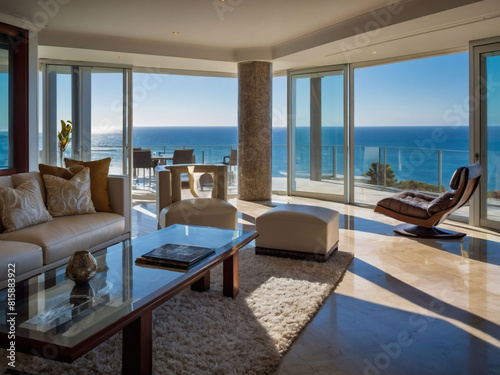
left=394, top=224, right=466, bottom=239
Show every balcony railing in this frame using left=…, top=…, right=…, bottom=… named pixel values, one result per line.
left=91, top=144, right=469, bottom=194
left=292, top=145, right=468, bottom=193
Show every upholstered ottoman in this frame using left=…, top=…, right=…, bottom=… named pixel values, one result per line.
left=255, top=204, right=339, bottom=261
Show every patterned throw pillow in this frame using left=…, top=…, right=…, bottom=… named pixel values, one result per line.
left=64, top=157, right=112, bottom=212
left=0, top=178, right=53, bottom=232
left=43, top=167, right=96, bottom=217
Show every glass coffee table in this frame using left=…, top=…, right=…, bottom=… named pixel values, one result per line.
left=0, top=224, right=257, bottom=374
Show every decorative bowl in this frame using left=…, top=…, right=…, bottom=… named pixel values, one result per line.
left=66, top=251, right=97, bottom=284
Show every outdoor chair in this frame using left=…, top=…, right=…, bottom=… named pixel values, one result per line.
left=374, top=163, right=481, bottom=239
left=222, top=149, right=237, bottom=184
left=172, top=149, right=195, bottom=164
left=172, top=149, right=195, bottom=189
left=133, top=148, right=154, bottom=188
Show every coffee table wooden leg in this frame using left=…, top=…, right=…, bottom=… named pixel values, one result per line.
left=122, top=310, right=152, bottom=375
left=191, top=271, right=210, bottom=292
left=223, top=251, right=239, bottom=297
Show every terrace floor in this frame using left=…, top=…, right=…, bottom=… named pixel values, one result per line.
left=132, top=190, right=500, bottom=374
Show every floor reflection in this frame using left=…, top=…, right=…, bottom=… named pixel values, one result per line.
left=340, top=213, right=395, bottom=235
left=324, top=294, right=500, bottom=374
left=352, top=258, right=500, bottom=341
left=341, top=212, right=500, bottom=266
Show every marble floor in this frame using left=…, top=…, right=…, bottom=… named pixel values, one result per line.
left=132, top=193, right=500, bottom=375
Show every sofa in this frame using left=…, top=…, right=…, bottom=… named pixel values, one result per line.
left=0, top=171, right=130, bottom=287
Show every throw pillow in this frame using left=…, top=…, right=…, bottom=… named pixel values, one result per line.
left=0, top=179, right=53, bottom=232
left=39, top=164, right=85, bottom=180
left=64, top=157, right=112, bottom=212
left=43, top=168, right=96, bottom=217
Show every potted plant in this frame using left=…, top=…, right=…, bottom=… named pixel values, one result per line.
left=58, top=120, right=72, bottom=167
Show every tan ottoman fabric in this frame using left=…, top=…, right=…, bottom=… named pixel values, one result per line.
left=256, top=204, right=339, bottom=261
left=159, top=198, right=237, bottom=230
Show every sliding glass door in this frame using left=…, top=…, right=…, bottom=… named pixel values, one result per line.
left=289, top=66, right=347, bottom=201
left=473, top=41, right=500, bottom=229
left=42, top=64, right=131, bottom=175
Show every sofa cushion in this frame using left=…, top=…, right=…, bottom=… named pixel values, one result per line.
left=0, top=176, right=13, bottom=188
left=65, top=158, right=112, bottom=212
left=39, top=163, right=85, bottom=180
left=11, top=172, right=47, bottom=204
left=0, top=241, right=43, bottom=282
left=0, top=177, right=11, bottom=233
left=0, top=212, right=125, bottom=265
left=43, top=168, right=96, bottom=217
left=0, top=179, right=53, bottom=232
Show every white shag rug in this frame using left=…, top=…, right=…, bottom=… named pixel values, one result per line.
left=1, top=248, right=353, bottom=375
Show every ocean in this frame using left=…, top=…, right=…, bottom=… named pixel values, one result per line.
left=1, top=125, right=493, bottom=189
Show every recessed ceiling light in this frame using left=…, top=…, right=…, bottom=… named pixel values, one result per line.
left=172, top=31, right=179, bottom=35
left=372, top=51, right=377, bottom=54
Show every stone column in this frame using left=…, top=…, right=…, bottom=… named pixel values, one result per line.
left=237, top=61, right=272, bottom=201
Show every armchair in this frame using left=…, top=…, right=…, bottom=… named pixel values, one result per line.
left=156, top=164, right=237, bottom=230
left=374, top=163, right=481, bottom=239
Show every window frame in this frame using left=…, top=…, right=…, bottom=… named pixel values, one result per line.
left=0, top=22, right=29, bottom=176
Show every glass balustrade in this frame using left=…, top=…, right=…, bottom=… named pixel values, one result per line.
left=94, top=143, right=468, bottom=210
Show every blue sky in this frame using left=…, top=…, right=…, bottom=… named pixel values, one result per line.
left=354, top=52, right=472, bottom=127
left=2, top=51, right=500, bottom=133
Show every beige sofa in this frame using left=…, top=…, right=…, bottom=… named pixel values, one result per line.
left=0, top=172, right=130, bottom=287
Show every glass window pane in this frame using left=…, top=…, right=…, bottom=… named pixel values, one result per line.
left=272, top=75, right=287, bottom=192
left=132, top=73, right=237, bottom=191
left=482, top=52, right=500, bottom=222
left=46, top=65, right=72, bottom=167
left=354, top=53, right=469, bottom=214
left=290, top=70, right=345, bottom=198
left=91, top=68, right=125, bottom=175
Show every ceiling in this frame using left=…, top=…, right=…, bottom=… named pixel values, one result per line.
left=1, top=0, right=500, bottom=74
